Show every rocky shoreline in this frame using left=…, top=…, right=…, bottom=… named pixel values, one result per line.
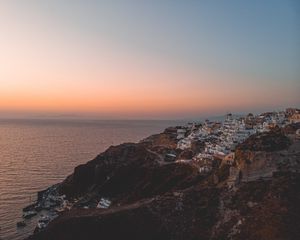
left=22, top=109, right=300, bottom=240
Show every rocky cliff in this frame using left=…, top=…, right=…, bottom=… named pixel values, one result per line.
left=25, top=127, right=300, bottom=240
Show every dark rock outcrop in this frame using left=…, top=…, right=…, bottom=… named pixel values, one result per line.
left=59, top=142, right=201, bottom=206
left=236, top=128, right=291, bottom=152
left=60, top=143, right=158, bottom=198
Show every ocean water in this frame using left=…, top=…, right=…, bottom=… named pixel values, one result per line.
left=0, top=119, right=183, bottom=240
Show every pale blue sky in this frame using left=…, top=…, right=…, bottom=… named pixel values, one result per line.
left=0, top=0, right=299, bottom=119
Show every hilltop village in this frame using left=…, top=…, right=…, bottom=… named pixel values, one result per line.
left=171, top=108, right=299, bottom=168
left=24, top=108, right=300, bottom=240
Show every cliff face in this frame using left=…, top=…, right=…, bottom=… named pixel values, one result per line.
left=233, top=130, right=300, bottom=183
left=236, top=128, right=291, bottom=152
left=26, top=128, right=300, bottom=240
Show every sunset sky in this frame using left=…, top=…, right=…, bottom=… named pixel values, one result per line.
left=0, top=0, right=299, bottom=119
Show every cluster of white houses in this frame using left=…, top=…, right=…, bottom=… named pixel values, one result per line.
left=175, top=108, right=300, bottom=174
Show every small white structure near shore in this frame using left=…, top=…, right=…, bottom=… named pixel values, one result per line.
left=97, top=198, right=111, bottom=209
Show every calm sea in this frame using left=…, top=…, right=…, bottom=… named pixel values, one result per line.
left=0, top=119, right=184, bottom=240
